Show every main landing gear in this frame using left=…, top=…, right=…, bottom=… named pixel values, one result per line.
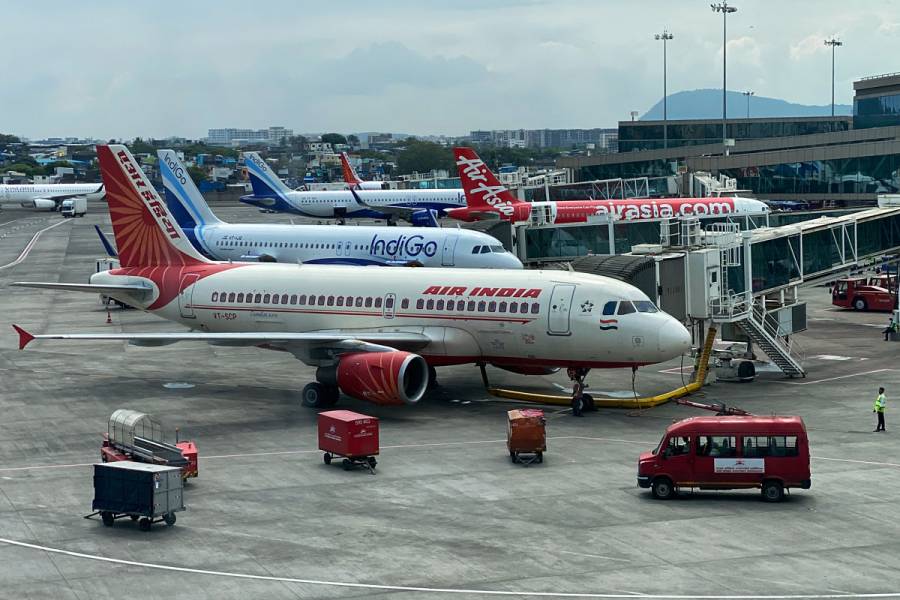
left=301, top=382, right=340, bottom=408
left=567, top=368, right=595, bottom=417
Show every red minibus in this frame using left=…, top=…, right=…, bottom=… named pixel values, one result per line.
left=638, top=416, right=810, bottom=502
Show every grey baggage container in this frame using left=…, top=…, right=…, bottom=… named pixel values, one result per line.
left=91, top=461, right=184, bottom=531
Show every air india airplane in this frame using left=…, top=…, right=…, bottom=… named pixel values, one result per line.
left=339, top=152, right=384, bottom=190
left=447, top=147, right=769, bottom=225
left=12, top=145, right=692, bottom=414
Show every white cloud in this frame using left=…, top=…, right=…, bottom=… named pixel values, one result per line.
left=789, top=34, right=829, bottom=61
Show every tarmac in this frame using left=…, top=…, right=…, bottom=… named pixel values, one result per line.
left=1, top=202, right=900, bottom=599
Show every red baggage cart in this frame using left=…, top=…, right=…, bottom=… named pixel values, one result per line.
left=507, top=409, right=546, bottom=465
left=318, top=410, right=379, bottom=473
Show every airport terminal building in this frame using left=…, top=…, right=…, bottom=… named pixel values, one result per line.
left=559, top=73, right=900, bottom=208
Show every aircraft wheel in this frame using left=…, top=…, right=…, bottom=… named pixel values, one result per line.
left=582, top=393, right=596, bottom=412
left=322, top=386, right=340, bottom=407
left=427, top=365, right=438, bottom=390
left=301, top=382, right=327, bottom=408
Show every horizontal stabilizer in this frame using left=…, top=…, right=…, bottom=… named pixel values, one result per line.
left=11, top=282, right=152, bottom=295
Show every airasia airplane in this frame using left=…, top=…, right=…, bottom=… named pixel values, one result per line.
left=447, top=147, right=769, bottom=225
left=339, top=152, right=384, bottom=190
left=12, top=145, right=691, bottom=413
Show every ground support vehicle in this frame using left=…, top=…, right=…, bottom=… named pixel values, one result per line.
left=87, top=461, right=184, bottom=531
left=318, top=410, right=379, bottom=474
left=100, top=409, right=198, bottom=480
left=831, top=276, right=897, bottom=311
left=507, top=409, right=546, bottom=465
left=638, top=416, right=810, bottom=502
left=61, top=197, right=87, bottom=217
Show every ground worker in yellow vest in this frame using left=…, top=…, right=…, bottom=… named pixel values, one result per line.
left=873, top=387, right=886, bottom=432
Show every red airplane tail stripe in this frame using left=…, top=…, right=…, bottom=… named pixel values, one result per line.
left=453, top=147, right=521, bottom=210
left=340, top=152, right=362, bottom=185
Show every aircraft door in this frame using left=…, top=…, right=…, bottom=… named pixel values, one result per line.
left=441, top=231, right=459, bottom=266
left=383, top=293, right=396, bottom=319
left=179, top=274, right=200, bottom=319
left=547, top=284, right=576, bottom=335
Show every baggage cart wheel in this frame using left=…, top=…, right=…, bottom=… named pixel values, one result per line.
left=762, top=480, right=784, bottom=503
left=139, top=518, right=152, bottom=532
left=164, top=513, right=177, bottom=526
left=342, top=458, right=352, bottom=471
left=537, top=452, right=543, bottom=464
left=367, top=456, right=377, bottom=468
left=101, top=512, right=114, bottom=527
left=323, top=452, right=332, bottom=465
left=510, top=451, right=518, bottom=464
left=651, top=477, right=676, bottom=500
left=129, top=515, right=139, bottom=522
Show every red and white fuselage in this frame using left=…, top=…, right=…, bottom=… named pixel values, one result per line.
left=448, top=147, right=769, bottom=225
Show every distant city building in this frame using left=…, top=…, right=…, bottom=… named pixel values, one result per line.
left=468, top=128, right=617, bottom=151
left=206, top=126, right=294, bottom=146
left=854, top=72, right=900, bottom=129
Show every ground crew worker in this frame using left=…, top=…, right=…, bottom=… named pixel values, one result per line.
left=873, top=387, right=886, bottom=432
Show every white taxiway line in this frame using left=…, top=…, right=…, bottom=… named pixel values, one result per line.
left=0, top=218, right=69, bottom=271
left=2, top=537, right=900, bottom=598
left=772, top=368, right=898, bottom=385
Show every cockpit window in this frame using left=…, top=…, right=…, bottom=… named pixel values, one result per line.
left=617, top=301, right=636, bottom=315
left=490, top=245, right=505, bottom=253
left=471, top=245, right=481, bottom=254
left=634, top=301, right=659, bottom=313
left=480, top=246, right=491, bottom=254
left=602, top=301, right=617, bottom=315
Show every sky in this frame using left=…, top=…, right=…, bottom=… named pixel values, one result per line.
left=2, top=0, right=898, bottom=140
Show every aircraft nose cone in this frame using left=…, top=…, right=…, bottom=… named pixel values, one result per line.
left=658, top=319, right=691, bottom=357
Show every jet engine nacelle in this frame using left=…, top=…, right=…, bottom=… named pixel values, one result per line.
left=492, top=364, right=561, bottom=376
left=336, top=351, right=429, bottom=406
left=25, top=198, right=57, bottom=210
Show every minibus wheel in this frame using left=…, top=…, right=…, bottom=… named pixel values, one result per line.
left=762, top=480, right=784, bottom=502
left=651, top=477, right=675, bottom=500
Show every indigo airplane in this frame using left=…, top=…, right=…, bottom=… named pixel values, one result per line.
left=240, top=152, right=464, bottom=226
left=158, top=150, right=521, bottom=269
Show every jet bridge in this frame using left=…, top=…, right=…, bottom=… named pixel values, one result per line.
left=703, top=207, right=900, bottom=376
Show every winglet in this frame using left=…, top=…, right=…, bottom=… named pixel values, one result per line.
left=348, top=185, right=369, bottom=208
left=94, top=225, right=117, bottom=258
left=12, top=325, right=35, bottom=350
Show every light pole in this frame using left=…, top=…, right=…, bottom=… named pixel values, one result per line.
left=655, top=30, right=674, bottom=149
left=743, top=90, right=754, bottom=118
left=711, top=2, right=737, bottom=149
left=824, top=38, right=843, bottom=117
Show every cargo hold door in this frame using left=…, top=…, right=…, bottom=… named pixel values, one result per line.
left=547, top=284, right=576, bottom=336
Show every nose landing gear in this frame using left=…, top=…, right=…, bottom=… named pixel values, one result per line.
left=567, top=368, right=595, bottom=417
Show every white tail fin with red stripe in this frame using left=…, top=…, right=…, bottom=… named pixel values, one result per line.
left=453, top=147, right=521, bottom=217
left=97, top=145, right=210, bottom=268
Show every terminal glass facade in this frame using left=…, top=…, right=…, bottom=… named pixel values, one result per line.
left=720, top=154, right=900, bottom=196
left=854, top=93, right=900, bottom=129
left=619, top=119, right=851, bottom=152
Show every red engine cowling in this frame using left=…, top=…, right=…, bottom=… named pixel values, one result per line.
left=337, top=351, right=429, bottom=406
left=492, top=363, right=560, bottom=376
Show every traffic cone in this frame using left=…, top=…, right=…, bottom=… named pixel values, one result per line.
left=106, top=309, right=112, bottom=325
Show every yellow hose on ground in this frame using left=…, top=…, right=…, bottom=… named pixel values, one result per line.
left=487, top=326, right=717, bottom=409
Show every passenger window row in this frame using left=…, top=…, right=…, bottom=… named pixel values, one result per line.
left=215, top=240, right=372, bottom=251
left=208, top=291, right=540, bottom=314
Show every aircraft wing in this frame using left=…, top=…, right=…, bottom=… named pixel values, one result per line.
left=348, top=187, right=438, bottom=226
left=13, top=325, right=432, bottom=361
left=41, top=185, right=104, bottom=201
